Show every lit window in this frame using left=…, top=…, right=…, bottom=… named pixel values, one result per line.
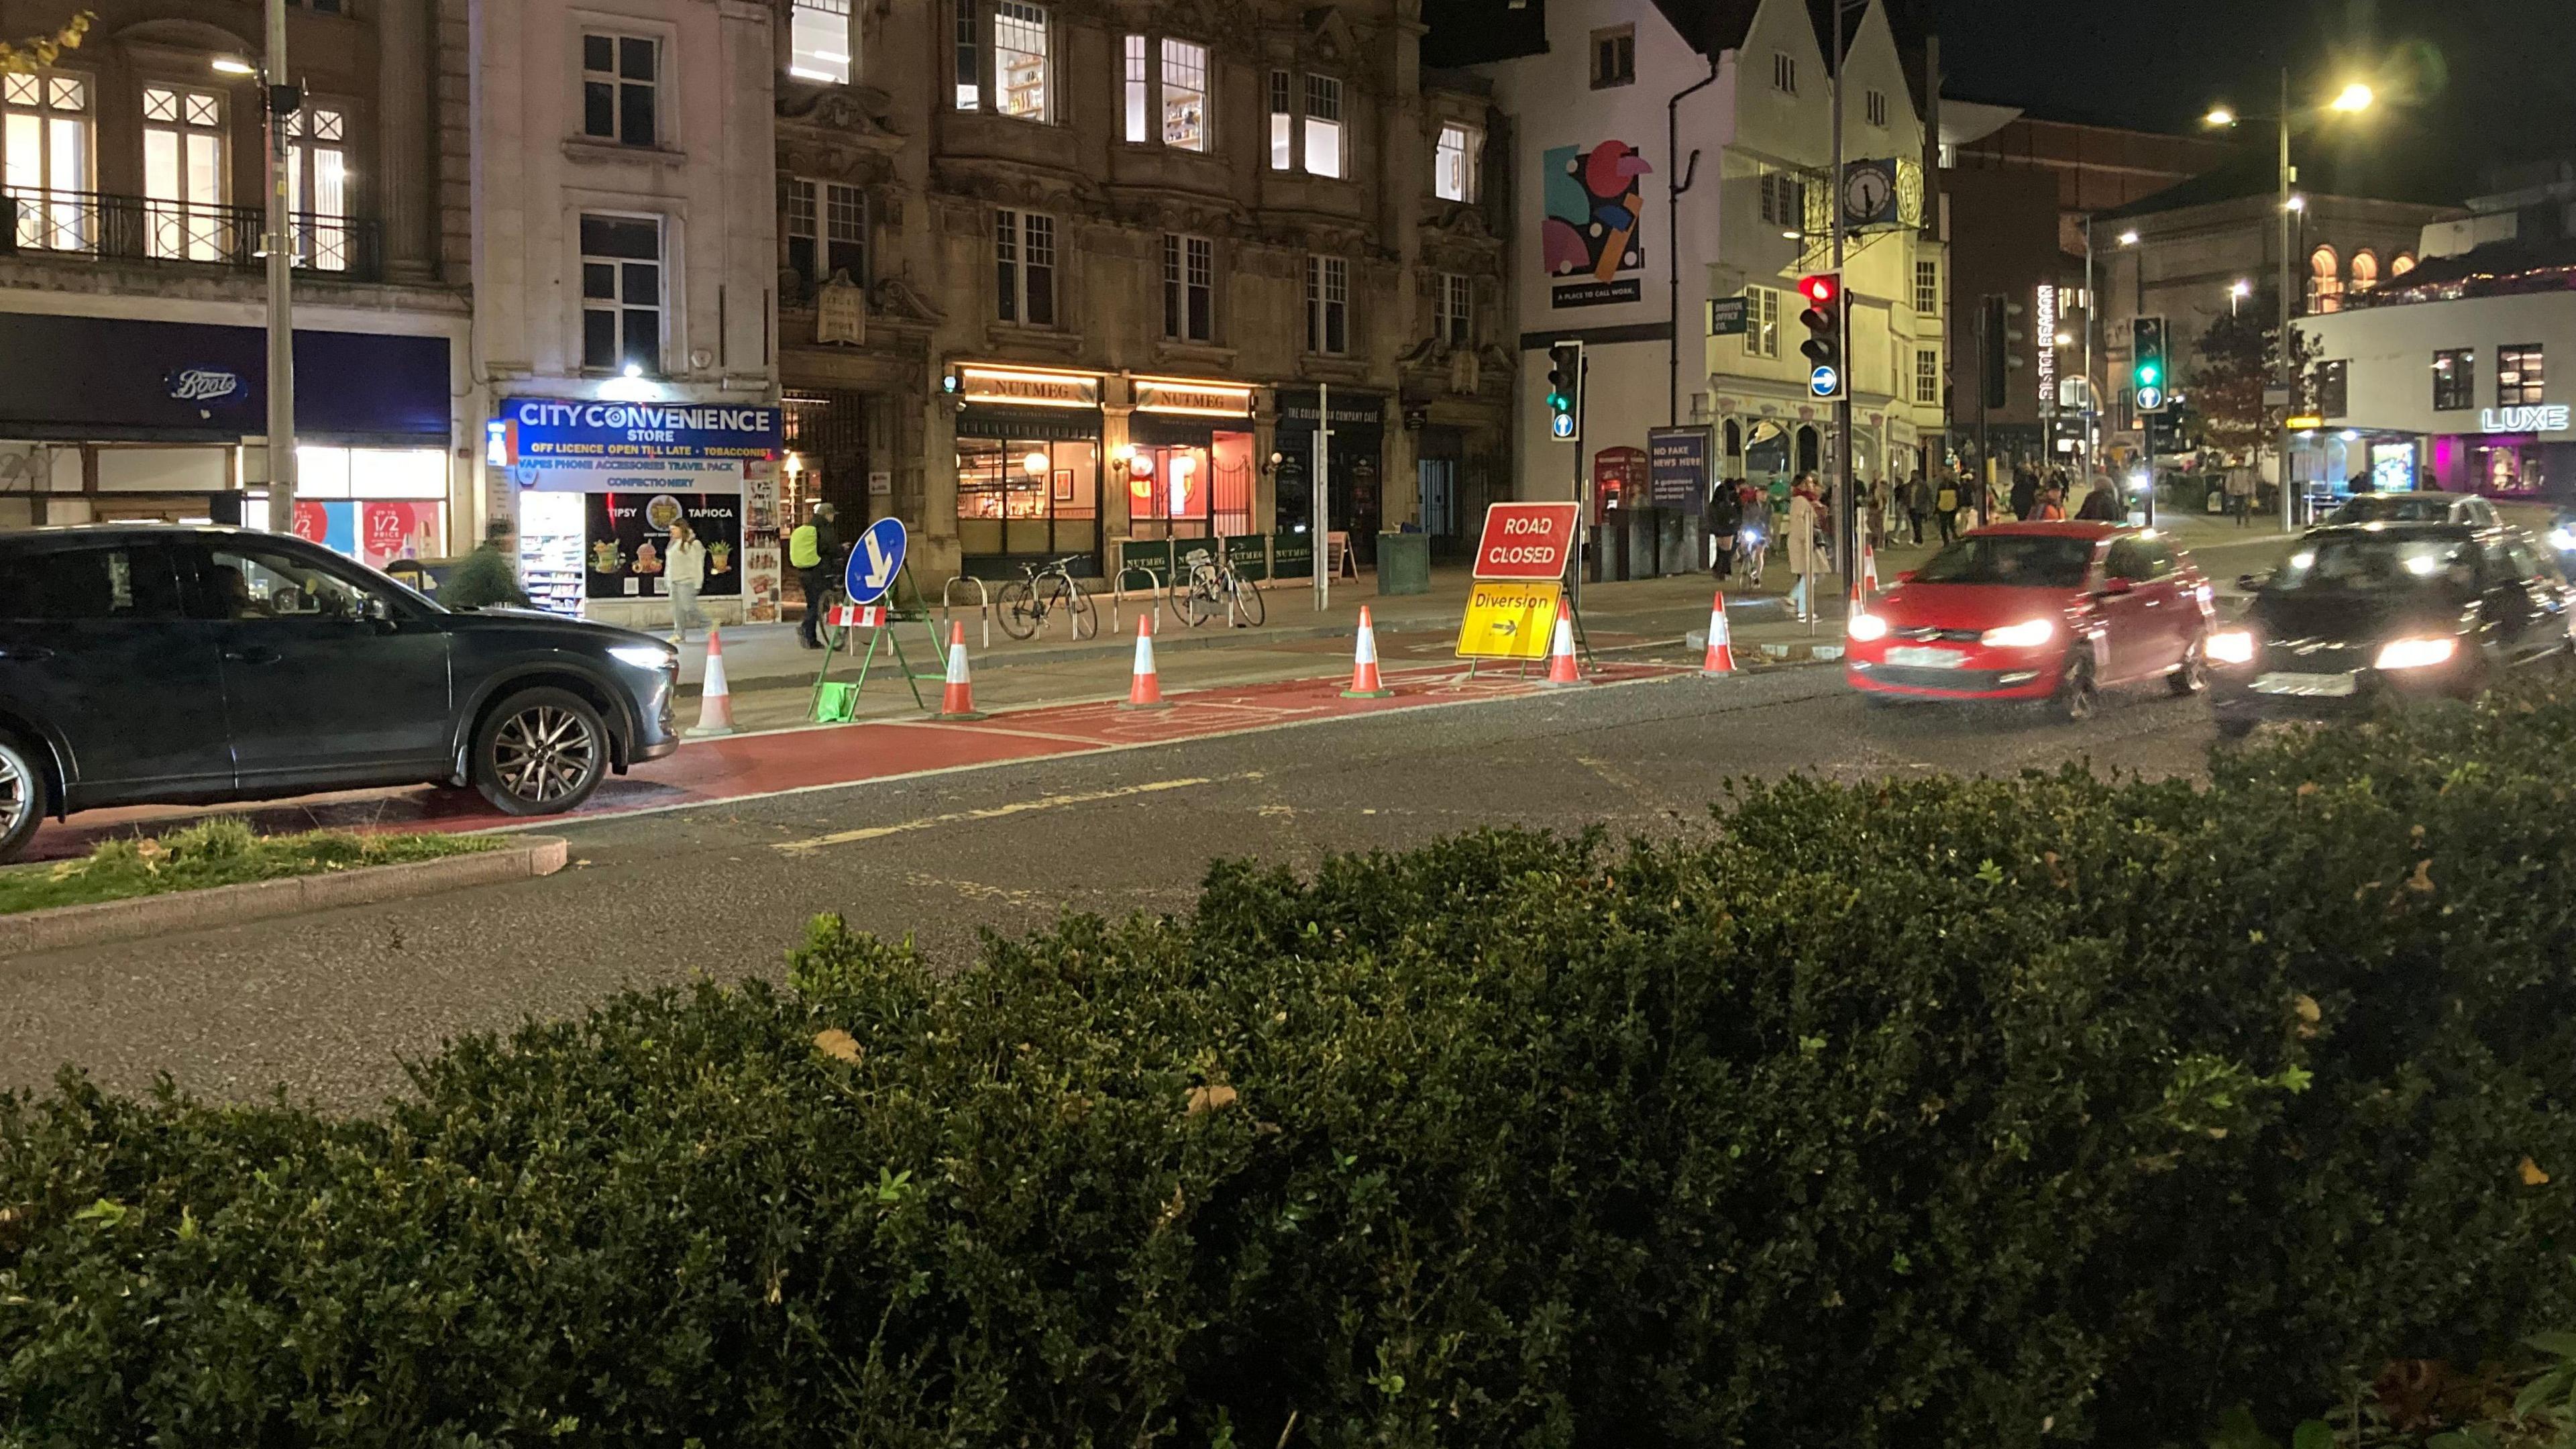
left=141, top=85, right=225, bottom=261
left=1303, top=74, right=1342, bottom=179
left=1268, top=70, right=1291, bottom=170
left=1163, top=233, right=1213, bottom=342
left=3, top=71, right=93, bottom=253
left=2308, top=245, right=2341, bottom=314
left=2349, top=249, right=2379, bottom=292
left=581, top=33, right=659, bottom=146
left=1306, top=254, right=1348, bottom=355
left=789, top=0, right=851, bottom=83
left=2499, top=345, right=2545, bottom=407
left=996, top=209, right=1056, bottom=326
left=1744, top=286, right=1778, bottom=359
left=285, top=105, right=347, bottom=270
left=991, top=1, right=1049, bottom=121
left=1434, top=121, right=1482, bottom=203
left=580, top=213, right=662, bottom=374
left=1161, top=39, right=1208, bottom=150
left=954, top=0, right=980, bottom=109
left=1122, top=34, right=1147, bottom=143
left=2432, top=348, right=2473, bottom=411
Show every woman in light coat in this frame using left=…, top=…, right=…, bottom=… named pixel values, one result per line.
left=1786, top=476, right=1823, bottom=621
left=665, top=518, right=710, bottom=643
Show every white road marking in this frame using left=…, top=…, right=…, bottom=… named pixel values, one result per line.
left=771, top=772, right=1260, bottom=853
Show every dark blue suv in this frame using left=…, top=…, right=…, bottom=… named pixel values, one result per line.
left=0, top=525, right=680, bottom=861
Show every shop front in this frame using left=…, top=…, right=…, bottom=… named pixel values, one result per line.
left=491, top=396, right=783, bottom=629
left=1274, top=387, right=1385, bottom=567
left=0, top=312, right=457, bottom=554
left=949, top=365, right=1104, bottom=580
left=1118, top=378, right=1259, bottom=545
left=2424, top=407, right=2575, bottom=501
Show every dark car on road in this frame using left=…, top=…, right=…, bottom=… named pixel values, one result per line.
left=2206, top=521, right=2574, bottom=737
left=0, top=525, right=682, bottom=862
left=2320, top=490, right=2502, bottom=531
left=1845, top=522, right=2216, bottom=721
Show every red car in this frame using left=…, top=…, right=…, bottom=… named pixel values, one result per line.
left=1843, top=522, right=2216, bottom=720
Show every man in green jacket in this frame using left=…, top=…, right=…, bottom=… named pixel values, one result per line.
left=441, top=520, right=533, bottom=610
left=790, top=502, right=839, bottom=649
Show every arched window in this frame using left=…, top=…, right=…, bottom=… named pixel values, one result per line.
left=2349, top=250, right=2379, bottom=292
left=2309, top=245, right=2343, bottom=314
left=2391, top=252, right=2416, bottom=278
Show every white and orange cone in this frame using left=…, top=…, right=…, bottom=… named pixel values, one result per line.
left=1340, top=606, right=1394, bottom=699
left=686, top=625, right=735, bottom=737
left=935, top=621, right=985, bottom=720
left=1701, top=592, right=1737, bottom=678
left=1122, top=612, right=1171, bottom=710
left=1541, top=613, right=1584, bottom=687
left=1861, top=535, right=1882, bottom=596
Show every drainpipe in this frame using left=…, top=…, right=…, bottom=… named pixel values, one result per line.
left=1667, top=57, right=1717, bottom=426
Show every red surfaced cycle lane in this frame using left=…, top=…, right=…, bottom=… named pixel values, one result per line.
left=24, top=660, right=1686, bottom=858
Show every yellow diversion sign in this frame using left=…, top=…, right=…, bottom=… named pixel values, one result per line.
left=1456, top=580, right=1565, bottom=661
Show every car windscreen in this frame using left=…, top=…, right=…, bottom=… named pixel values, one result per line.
left=2327, top=494, right=2447, bottom=525
left=1914, top=535, right=2095, bottom=588
left=2268, top=536, right=2477, bottom=596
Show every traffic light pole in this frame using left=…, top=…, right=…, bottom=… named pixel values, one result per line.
left=1571, top=355, right=1589, bottom=612
left=1830, top=0, right=1854, bottom=598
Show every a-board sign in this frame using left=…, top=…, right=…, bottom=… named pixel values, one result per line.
left=1456, top=579, right=1564, bottom=661
left=844, top=517, right=908, bottom=605
left=1472, top=501, right=1580, bottom=581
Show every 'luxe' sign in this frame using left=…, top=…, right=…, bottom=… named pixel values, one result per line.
left=2481, top=403, right=2571, bottom=434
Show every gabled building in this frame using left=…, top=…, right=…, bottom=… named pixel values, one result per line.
left=1472, top=0, right=1943, bottom=580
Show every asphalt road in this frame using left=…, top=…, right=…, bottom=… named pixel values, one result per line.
left=0, top=657, right=2223, bottom=1110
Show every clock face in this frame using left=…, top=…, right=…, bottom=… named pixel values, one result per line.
left=1845, top=168, right=1890, bottom=219
left=1896, top=163, right=1924, bottom=222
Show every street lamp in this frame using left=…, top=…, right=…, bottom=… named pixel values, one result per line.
left=211, top=25, right=298, bottom=536
left=2230, top=278, right=2251, bottom=316
left=2203, top=72, right=2376, bottom=528
left=2116, top=229, right=2139, bottom=247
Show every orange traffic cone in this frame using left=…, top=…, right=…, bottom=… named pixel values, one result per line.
left=1341, top=606, right=1394, bottom=699
left=1701, top=592, right=1737, bottom=678
left=935, top=621, right=985, bottom=720
left=1122, top=612, right=1170, bottom=710
left=1541, top=613, right=1584, bottom=687
left=686, top=625, right=735, bottom=737
left=1861, top=535, right=1882, bottom=596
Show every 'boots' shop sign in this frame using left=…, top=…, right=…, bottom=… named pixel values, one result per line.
left=495, top=398, right=784, bottom=462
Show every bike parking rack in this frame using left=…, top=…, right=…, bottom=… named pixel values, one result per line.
left=1111, top=567, right=1165, bottom=636
left=941, top=575, right=991, bottom=652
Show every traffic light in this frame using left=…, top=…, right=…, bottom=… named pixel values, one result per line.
left=1977, top=295, right=2027, bottom=410
left=1545, top=340, right=1584, bottom=443
left=2132, top=315, right=2170, bottom=414
left=1798, top=272, right=1847, bottom=401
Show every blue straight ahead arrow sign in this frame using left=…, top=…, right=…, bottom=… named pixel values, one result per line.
left=845, top=517, right=908, bottom=606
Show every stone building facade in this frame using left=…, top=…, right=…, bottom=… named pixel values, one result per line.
left=769, top=0, right=1515, bottom=584
left=0, top=0, right=472, bottom=555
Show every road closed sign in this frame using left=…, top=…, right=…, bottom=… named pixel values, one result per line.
left=1473, top=501, right=1580, bottom=581
left=1456, top=579, right=1564, bottom=661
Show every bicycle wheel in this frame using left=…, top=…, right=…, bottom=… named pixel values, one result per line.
left=1229, top=570, right=1265, bottom=627
left=996, top=578, right=1040, bottom=640
left=1061, top=578, right=1099, bottom=640
left=815, top=587, right=849, bottom=649
left=1177, top=564, right=1220, bottom=628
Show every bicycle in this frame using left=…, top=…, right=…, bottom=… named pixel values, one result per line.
left=1735, top=521, right=1768, bottom=588
left=995, top=556, right=1098, bottom=641
left=1171, top=544, right=1265, bottom=629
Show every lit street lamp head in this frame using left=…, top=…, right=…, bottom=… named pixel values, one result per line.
left=2203, top=105, right=2236, bottom=127
left=2116, top=229, right=2139, bottom=247
left=2330, top=82, right=2374, bottom=113
left=211, top=55, right=257, bottom=76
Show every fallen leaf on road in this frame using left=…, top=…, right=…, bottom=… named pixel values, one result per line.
left=2522, top=1157, right=2551, bottom=1187
left=812, top=1029, right=863, bottom=1065
left=2406, top=859, right=2434, bottom=894
left=1186, top=1083, right=1238, bottom=1116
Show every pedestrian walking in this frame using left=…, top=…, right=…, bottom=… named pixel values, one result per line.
left=1934, top=473, right=1960, bottom=543
left=2010, top=467, right=2038, bottom=523
left=790, top=501, right=840, bottom=650
left=1905, top=470, right=1931, bottom=545
left=2074, top=478, right=2119, bottom=521
left=2226, top=465, right=2256, bottom=527
left=441, top=519, right=533, bottom=610
left=1707, top=478, right=1742, bottom=580
left=665, top=517, right=709, bottom=643
left=1786, top=475, right=1823, bottom=621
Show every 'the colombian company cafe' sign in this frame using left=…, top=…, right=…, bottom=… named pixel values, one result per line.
left=494, top=397, right=784, bottom=462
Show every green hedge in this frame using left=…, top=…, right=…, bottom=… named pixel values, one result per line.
left=10, top=685, right=2576, bottom=1446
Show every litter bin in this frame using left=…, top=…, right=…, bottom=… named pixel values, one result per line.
left=1376, top=531, right=1430, bottom=595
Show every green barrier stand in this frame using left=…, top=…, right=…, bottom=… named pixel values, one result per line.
left=808, top=564, right=951, bottom=722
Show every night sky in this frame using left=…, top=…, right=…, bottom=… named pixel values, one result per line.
left=1934, top=0, right=2576, bottom=205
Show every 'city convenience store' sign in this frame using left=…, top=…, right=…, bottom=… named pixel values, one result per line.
left=497, top=397, right=784, bottom=461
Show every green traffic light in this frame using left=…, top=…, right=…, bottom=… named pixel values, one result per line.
left=2137, top=362, right=2161, bottom=386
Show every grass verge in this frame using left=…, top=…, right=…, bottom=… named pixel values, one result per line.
left=0, top=818, right=498, bottom=916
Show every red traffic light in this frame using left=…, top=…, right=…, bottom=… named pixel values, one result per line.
left=1798, top=273, right=1840, bottom=305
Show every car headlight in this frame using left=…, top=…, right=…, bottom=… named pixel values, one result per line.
left=1981, top=618, right=2057, bottom=649
left=1848, top=612, right=1890, bottom=642
left=2206, top=629, right=2257, bottom=665
left=2551, top=526, right=2576, bottom=552
left=610, top=644, right=679, bottom=671
left=2373, top=636, right=2458, bottom=671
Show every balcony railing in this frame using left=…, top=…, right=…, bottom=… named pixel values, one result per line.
left=0, top=189, right=381, bottom=281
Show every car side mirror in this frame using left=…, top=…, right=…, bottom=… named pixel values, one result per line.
left=361, top=594, right=395, bottom=627
left=2100, top=576, right=2137, bottom=597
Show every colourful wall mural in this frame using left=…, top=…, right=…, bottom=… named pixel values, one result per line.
left=1542, top=139, right=1652, bottom=309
